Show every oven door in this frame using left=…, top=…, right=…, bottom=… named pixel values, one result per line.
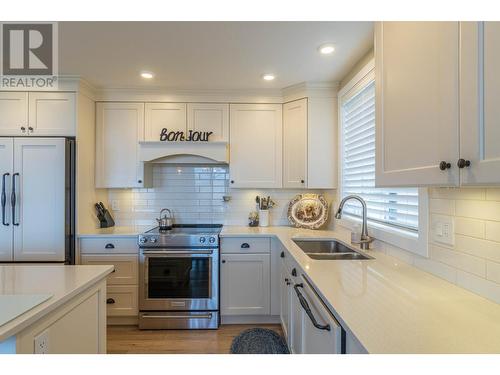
left=140, top=249, right=218, bottom=311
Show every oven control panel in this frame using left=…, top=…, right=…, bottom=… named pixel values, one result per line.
left=138, top=234, right=219, bottom=248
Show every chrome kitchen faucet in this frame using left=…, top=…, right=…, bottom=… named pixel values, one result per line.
left=335, top=195, right=374, bottom=250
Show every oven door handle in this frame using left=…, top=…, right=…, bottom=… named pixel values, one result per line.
left=142, top=250, right=214, bottom=256
left=141, top=313, right=213, bottom=320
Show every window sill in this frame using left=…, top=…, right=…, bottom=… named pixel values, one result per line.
left=336, top=215, right=428, bottom=257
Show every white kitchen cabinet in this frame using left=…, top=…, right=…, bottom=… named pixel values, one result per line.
left=280, top=256, right=292, bottom=340
left=145, top=103, right=186, bottom=141
left=460, top=22, right=500, bottom=185
left=0, top=92, right=28, bottom=135
left=28, top=92, right=76, bottom=136
left=13, top=138, right=66, bottom=262
left=96, top=102, right=150, bottom=188
left=187, top=103, right=229, bottom=142
left=283, top=99, right=307, bottom=188
left=0, top=138, right=13, bottom=261
left=220, top=253, right=270, bottom=315
left=375, top=22, right=460, bottom=187
left=229, top=104, right=282, bottom=188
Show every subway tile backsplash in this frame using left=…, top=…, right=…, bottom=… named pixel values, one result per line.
left=108, top=164, right=332, bottom=232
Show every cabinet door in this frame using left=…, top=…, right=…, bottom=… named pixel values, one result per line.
left=187, top=103, right=229, bottom=142
left=145, top=103, right=186, bottom=141
left=283, top=99, right=307, bottom=188
left=229, top=104, right=282, bottom=188
left=280, top=259, right=291, bottom=340
left=13, top=138, right=66, bottom=261
left=0, top=92, right=28, bottom=136
left=460, top=22, right=500, bottom=185
left=96, top=102, right=145, bottom=188
left=375, top=22, right=460, bottom=186
left=220, top=253, right=270, bottom=315
left=0, top=138, right=14, bottom=261
left=28, top=92, right=76, bottom=136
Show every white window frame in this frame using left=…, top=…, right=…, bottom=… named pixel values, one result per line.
left=337, top=59, right=428, bottom=258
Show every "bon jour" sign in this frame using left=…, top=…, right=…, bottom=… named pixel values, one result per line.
left=160, top=128, right=213, bottom=142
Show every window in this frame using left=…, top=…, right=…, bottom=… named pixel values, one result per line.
left=340, top=80, right=419, bottom=232
left=338, top=59, right=428, bottom=257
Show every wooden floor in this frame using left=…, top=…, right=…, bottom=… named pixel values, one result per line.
left=107, top=324, right=283, bottom=354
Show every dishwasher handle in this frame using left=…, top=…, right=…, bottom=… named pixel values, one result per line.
left=294, top=283, right=331, bottom=331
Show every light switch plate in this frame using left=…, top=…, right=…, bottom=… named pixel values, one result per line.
left=34, top=330, right=49, bottom=354
left=431, top=214, right=455, bottom=246
left=111, top=200, right=120, bottom=211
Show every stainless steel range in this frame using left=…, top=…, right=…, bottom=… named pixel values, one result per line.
left=138, top=224, right=222, bottom=330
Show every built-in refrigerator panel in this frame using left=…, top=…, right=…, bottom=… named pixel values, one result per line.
left=0, top=137, right=75, bottom=263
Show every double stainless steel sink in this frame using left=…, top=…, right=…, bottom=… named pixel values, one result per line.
left=293, top=239, right=372, bottom=260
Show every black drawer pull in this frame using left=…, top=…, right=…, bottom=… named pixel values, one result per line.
left=106, top=298, right=115, bottom=304
left=222, top=260, right=226, bottom=263
left=241, top=243, right=250, bottom=249
left=105, top=243, right=115, bottom=249
left=280, top=251, right=285, bottom=258
left=291, top=268, right=297, bottom=277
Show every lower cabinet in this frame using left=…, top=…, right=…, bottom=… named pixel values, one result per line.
left=79, top=236, right=139, bottom=322
left=220, top=253, right=270, bottom=315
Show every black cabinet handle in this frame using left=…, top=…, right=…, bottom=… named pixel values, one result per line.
left=138, top=179, right=142, bottom=184
left=294, top=283, right=330, bottom=331
left=1, top=173, right=9, bottom=226
left=221, top=260, right=226, bottom=263
left=280, top=251, right=285, bottom=258
left=11, top=173, right=19, bottom=226
left=28, top=126, right=33, bottom=134
left=301, top=179, right=305, bottom=184
left=230, top=180, right=234, bottom=184
left=105, top=243, right=115, bottom=249
left=20, top=126, right=26, bottom=133
left=106, top=298, right=115, bottom=304
left=457, top=159, right=471, bottom=169
left=439, top=161, right=451, bottom=170
left=241, top=243, right=250, bottom=249
left=291, top=268, right=297, bottom=277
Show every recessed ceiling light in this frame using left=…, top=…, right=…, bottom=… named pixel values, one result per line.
left=318, top=44, right=335, bottom=55
left=262, top=74, right=275, bottom=81
left=140, top=71, right=154, bottom=79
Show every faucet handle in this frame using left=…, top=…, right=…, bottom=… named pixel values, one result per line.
left=353, top=235, right=374, bottom=250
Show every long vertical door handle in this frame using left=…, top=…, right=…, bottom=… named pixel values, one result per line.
left=1, top=173, right=9, bottom=226
left=11, top=173, right=19, bottom=226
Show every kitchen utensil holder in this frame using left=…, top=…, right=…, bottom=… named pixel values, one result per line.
left=259, top=209, right=269, bottom=227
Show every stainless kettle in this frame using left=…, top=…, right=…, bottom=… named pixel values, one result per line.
left=157, top=208, right=174, bottom=230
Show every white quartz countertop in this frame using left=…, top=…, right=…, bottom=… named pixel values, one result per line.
left=221, top=226, right=500, bottom=353
left=78, top=226, right=140, bottom=237
left=0, top=265, right=113, bottom=341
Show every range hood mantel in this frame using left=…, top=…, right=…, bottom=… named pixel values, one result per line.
left=139, top=141, right=229, bottom=164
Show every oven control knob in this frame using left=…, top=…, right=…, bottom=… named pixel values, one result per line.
left=209, top=237, right=216, bottom=244
left=139, top=237, right=147, bottom=244
left=199, top=237, right=206, bottom=243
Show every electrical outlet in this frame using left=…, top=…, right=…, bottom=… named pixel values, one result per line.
left=34, top=330, right=49, bottom=354
left=111, top=200, right=120, bottom=211
left=431, top=214, right=455, bottom=246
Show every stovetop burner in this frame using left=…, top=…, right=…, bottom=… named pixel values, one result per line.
left=139, top=224, right=222, bottom=248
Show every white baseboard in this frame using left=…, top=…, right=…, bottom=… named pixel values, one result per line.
left=108, top=316, right=139, bottom=326
left=221, top=315, right=280, bottom=325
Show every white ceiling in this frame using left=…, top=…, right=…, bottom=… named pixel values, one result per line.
left=59, top=22, right=373, bottom=90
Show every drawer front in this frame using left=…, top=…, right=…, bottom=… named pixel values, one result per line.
left=106, top=285, right=138, bottom=317
left=221, top=237, right=271, bottom=254
left=80, top=237, right=138, bottom=254
left=81, top=255, right=138, bottom=285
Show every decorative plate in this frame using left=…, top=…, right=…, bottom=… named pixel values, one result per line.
left=287, top=194, right=329, bottom=229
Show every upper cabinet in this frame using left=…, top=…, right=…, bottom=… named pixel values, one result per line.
left=95, top=102, right=150, bottom=188
left=0, top=92, right=75, bottom=136
left=375, top=22, right=460, bottom=187
left=283, top=99, right=307, bottom=188
left=460, top=22, right=500, bottom=185
left=283, top=97, right=337, bottom=189
left=187, top=103, right=229, bottom=142
left=229, top=104, right=282, bottom=188
left=144, top=103, right=186, bottom=141
left=28, top=92, right=76, bottom=136
left=376, top=21, right=500, bottom=187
